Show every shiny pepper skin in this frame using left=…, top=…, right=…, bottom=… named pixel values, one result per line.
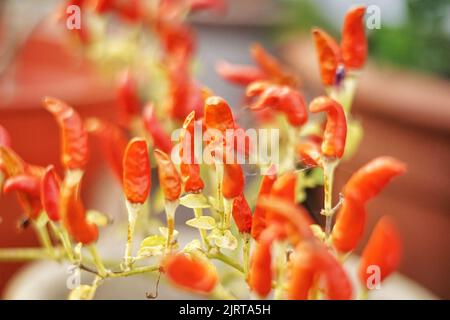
left=309, top=96, right=347, bottom=159
left=251, top=166, right=277, bottom=240
left=288, top=240, right=352, bottom=300
left=270, top=171, right=297, bottom=203
left=85, top=118, right=128, bottom=182
left=116, top=70, right=141, bottom=125
left=248, top=224, right=285, bottom=298
left=142, top=104, right=173, bottom=154
left=3, top=174, right=42, bottom=219
left=296, top=139, right=322, bottom=167
left=359, top=216, right=402, bottom=285
left=222, top=163, right=244, bottom=199
left=204, top=96, right=235, bottom=133
left=43, top=97, right=89, bottom=171
left=0, top=125, right=11, bottom=147
left=154, top=149, right=182, bottom=201
left=40, top=165, right=61, bottom=221
left=341, top=6, right=367, bottom=69
left=343, top=156, right=406, bottom=203
left=164, top=253, right=218, bottom=294
left=312, top=28, right=342, bottom=86
left=232, top=193, right=252, bottom=233
left=122, top=138, right=151, bottom=204
left=61, top=178, right=98, bottom=245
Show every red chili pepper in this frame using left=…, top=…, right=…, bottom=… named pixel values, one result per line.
left=331, top=196, right=366, bottom=252
left=288, top=240, right=352, bottom=300
left=222, top=163, right=244, bottom=200
left=250, top=43, right=298, bottom=87
left=311, top=28, right=342, bottom=86
left=309, top=96, right=347, bottom=159
left=122, top=138, right=151, bottom=204
left=359, top=216, right=402, bottom=285
left=154, top=149, right=182, bottom=201
left=188, top=0, right=227, bottom=13
left=96, top=0, right=143, bottom=22
left=344, top=156, right=406, bottom=203
left=248, top=224, right=285, bottom=297
left=251, top=166, right=277, bottom=240
left=43, top=97, right=89, bottom=171
left=296, top=140, right=322, bottom=167
left=216, top=61, right=267, bottom=86
left=204, top=96, right=235, bottom=133
left=40, top=165, right=61, bottom=222
left=0, top=125, right=11, bottom=147
left=232, top=193, right=252, bottom=233
left=270, top=172, right=297, bottom=203
left=259, top=196, right=314, bottom=246
left=0, top=146, right=25, bottom=178
left=142, top=104, right=173, bottom=154
left=85, top=118, right=128, bottom=182
left=3, top=174, right=42, bottom=219
left=60, top=178, right=98, bottom=245
left=157, top=20, right=196, bottom=61
left=341, top=6, right=367, bottom=70
left=164, top=253, right=218, bottom=294
left=116, top=70, right=141, bottom=125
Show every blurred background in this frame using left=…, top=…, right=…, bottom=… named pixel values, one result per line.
left=0, top=0, right=449, bottom=299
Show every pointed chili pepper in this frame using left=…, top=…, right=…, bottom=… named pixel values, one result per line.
left=40, top=165, right=61, bottom=222
left=43, top=97, right=89, bottom=171
left=288, top=240, right=352, bottom=300
left=60, top=177, right=98, bottom=245
left=231, top=193, right=252, bottom=233
left=270, top=171, right=297, bottom=203
left=164, top=253, right=218, bottom=294
left=248, top=224, right=285, bottom=298
left=359, top=216, right=402, bottom=286
left=296, top=139, right=322, bottom=167
left=216, top=60, right=267, bottom=86
left=332, top=196, right=366, bottom=252
left=312, top=28, right=342, bottom=86
left=3, top=174, right=42, bottom=219
left=188, top=0, right=227, bottom=13
left=341, top=6, right=367, bottom=70
left=154, top=149, right=182, bottom=201
left=122, top=138, right=151, bottom=204
left=343, top=156, right=406, bottom=204
left=0, top=125, right=11, bottom=147
left=204, top=96, right=235, bottom=133
left=116, top=71, right=141, bottom=125
left=222, top=162, right=244, bottom=200
left=309, top=96, right=347, bottom=159
left=85, top=118, right=128, bottom=182
left=142, top=103, right=173, bottom=154
left=251, top=165, right=277, bottom=240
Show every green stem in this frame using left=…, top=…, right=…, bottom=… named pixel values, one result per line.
left=322, top=159, right=338, bottom=238
left=50, top=222, right=74, bottom=262
left=88, top=245, right=107, bottom=278
left=207, top=252, right=244, bottom=274
left=124, top=201, right=141, bottom=269
left=193, top=208, right=209, bottom=249
left=33, top=221, right=54, bottom=257
left=222, top=198, right=233, bottom=230
left=164, top=200, right=179, bottom=254
left=0, top=247, right=64, bottom=261
left=242, top=233, right=251, bottom=277
left=108, top=265, right=160, bottom=278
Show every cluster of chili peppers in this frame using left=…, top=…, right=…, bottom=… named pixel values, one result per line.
left=0, top=4, right=408, bottom=300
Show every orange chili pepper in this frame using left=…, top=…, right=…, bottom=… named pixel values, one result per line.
left=85, top=118, right=128, bottom=182
left=154, top=149, right=182, bottom=201
left=96, top=0, right=143, bottom=22
left=204, top=96, right=235, bottom=133
left=343, top=156, right=406, bottom=203
left=222, top=162, right=244, bottom=200
left=248, top=224, right=285, bottom=298
left=232, top=193, right=252, bottom=233
left=116, top=70, right=141, bottom=125
left=216, top=61, right=267, bottom=86
left=122, top=138, right=151, bottom=204
left=0, top=125, right=11, bottom=147
left=341, top=6, right=367, bottom=70
left=43, top=97, right=89, bottom=171
left=359, top=216, right=402, bottom=285
left=189, top=0, right=227, bottom=13
left=251, top=166, right=277, bottom=240
left=331, top=196, right=366, bottom=253
left=40, top=165, right=61, bottom=222
left=270, top=171, right=297, bottom=203
left=288, top=240, right=352, bottom=300
left=164, top=253, right=218, bottom=294
left=3, top=174, right=42, bottom=219
left=60, top=178, right=98, bottom=245
left=142, top=104, right=173, bottom=154
left=296, top=139, right=322, bottom=167
left=309, top=96, right=347, bottom=159
left=311, top=28, right=342, bottom=86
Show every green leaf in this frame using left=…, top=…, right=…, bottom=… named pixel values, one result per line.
left=186, top=216, right=216, bottom=230
left=159, top=227, right=179, bottom=240
left=180, top=193, right=210, bottom=209
left=183, top=239, right=202, bottom=253
left=86, top=210, right=109, bottom=227
left=310, top=224, right=326, bottom=242
left=68, top=285, right=93, bottom=300
left=137, top=235, right=166, bottom=258
left=208, top=229, right=238, bottom=250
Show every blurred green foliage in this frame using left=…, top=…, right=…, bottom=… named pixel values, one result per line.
left=279, top=0, right=450, bottom=78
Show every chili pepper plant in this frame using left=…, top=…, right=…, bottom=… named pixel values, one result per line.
left=0, top=2, right=406, bottom=300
